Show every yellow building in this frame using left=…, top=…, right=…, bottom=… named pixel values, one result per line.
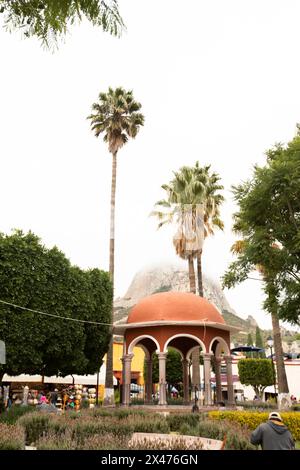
left=111, top=342, right=145, bottom=385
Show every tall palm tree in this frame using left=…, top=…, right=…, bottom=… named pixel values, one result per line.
left=231, top=241, right=289, bottom=396
left=193, top=164, right=224, bottom=296
left=88, top=87, right=144, bottom=405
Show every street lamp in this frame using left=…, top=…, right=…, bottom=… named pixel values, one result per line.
left=267, top=336, right=277, bottom=398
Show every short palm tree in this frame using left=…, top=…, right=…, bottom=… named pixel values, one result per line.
left=88, top=87, right=144, bottom=404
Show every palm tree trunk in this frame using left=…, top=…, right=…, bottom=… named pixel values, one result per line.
left=271, top=311, right=289, bottom=394
left=196, top=249, right=204, bottom=297
left=192, top=250, right=204, bottom=394
left=104, top=151, right=117, bottom=405
left=188, top=252, right=198, bottom=391
left=188, top=255, right=196, bottom=294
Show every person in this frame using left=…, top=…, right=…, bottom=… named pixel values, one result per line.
left=38, top=392, right=47, bottom=405
left=250, top=411, right=295, bottom=450
left=49, top=389, right=58, bottom=405
left=7, top=390, right=13, bottom=409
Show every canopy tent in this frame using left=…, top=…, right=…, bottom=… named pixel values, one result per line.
left=2, top=363, right=117, bottom=386
left=230, top=346, right=264, bottom=353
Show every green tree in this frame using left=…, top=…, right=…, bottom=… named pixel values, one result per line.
left=222, top=136, right=300, bottom=394
left=0, top=230, right=112, bottom=383
left=255, top=326, right=266, bottom=358
left=225, top=138, right=300, bottom=325
left=0, top=0, right=124, bottom=48
left=238, top=359, right=275, bottom=400
left=87, top=87, right=144, bottom=404
left=247, top=333, right=254, bottom=346
left=147, top=348, right=183, bottom=386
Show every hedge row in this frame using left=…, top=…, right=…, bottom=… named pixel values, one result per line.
left=208, top=411, right=300, bottom=440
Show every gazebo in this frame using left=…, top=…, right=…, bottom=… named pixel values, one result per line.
left=114, top=291, right=240, bottom=406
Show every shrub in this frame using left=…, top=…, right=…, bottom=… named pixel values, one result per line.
left=130, top=398, right=145, bottom=405
left=0, top=405, right=35, bottom=424
left=177, top=417, right=255, bottom=450
left=291, top=404, right=300, bottom=412
left=36, top=430, right=130, bottom=450
left=91, top=408, right=112, bottom=418
left=167, top=397, right=185, bottom=406
left=114, top=389, right=120, bottom=405
left=129, top=436, right=204, bottom=450
left=81, top=433, right=129, bottom=450
left=236, top=400, right=277, bottom=410
left=208, top=410, right=300, bottom=440
left=0, top=423, right=25, bottom=450
left=166, top=413, right=205, bottom=431
left=35, top=430, right=76, bottom=450
left=127, top=414, right=169, bottom=434
left=18, top=413, right=51, bottom=444
left=114, top=408, right=146, bottom=419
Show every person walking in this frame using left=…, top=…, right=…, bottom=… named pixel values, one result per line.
left=250, top=412, right=295, bottom=450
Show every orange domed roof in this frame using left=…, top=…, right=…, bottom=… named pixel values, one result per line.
left=127, top=292, right=225, bottom=324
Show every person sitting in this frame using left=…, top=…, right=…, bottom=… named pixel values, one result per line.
left=250, top=412, right=295, bottom=450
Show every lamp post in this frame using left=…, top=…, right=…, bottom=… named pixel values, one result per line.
left=192, top=385, right=199, bottom=413
left=267, top=336, right=277, bottom=398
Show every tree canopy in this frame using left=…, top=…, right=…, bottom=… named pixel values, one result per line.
left=238, top=359, right=275, bottom=399
left=255, top=326, right=265, bottom=358
left=87, top=86, right=144, bottom=157
left=247, top=333, right=253, bottom=346
left=223, top=138, right=300, bottom=325
left=0, top=0, right=124, bottom=48
left=0, top=230, right=112, bottom=382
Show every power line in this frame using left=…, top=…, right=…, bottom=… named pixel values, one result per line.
left=0, top=299, right=113, bottom=326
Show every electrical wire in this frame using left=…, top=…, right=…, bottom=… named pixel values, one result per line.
left=0, top=299, right=113, bottom=326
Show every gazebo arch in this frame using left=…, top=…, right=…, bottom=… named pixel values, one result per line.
left=114, top=291, right=239, bottom=407
left=163, top=333, right=206, bottom=354
left=128, top=334, right=160, bottom=356
left=209, top=336, right=230, bottom=356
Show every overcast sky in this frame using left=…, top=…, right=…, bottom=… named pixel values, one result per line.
left=1, top=0, right=300, bottom=330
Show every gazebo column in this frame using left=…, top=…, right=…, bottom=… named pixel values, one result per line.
left=157, top=352, right=167, bottom=406
left=224, top=355, right=235, bottom=406
left=121, top=353, right=133, bottom=406
left=202, top=353, right=213, bottom=405
left=145, top=358, right=153, bottom=403
left=182, top=358, right=190, bottom=404
left=192, top=348, right=200, bottom=396
left=214, top=356, right=223, bottom=403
